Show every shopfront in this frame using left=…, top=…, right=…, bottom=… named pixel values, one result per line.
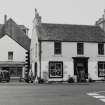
left=0, top=61, right=25, bottom=79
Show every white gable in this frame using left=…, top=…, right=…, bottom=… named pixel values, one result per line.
left=0, top=35, right=27, bottom=61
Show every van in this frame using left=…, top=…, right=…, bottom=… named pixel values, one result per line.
left=0, top=70, right=10, bottom=82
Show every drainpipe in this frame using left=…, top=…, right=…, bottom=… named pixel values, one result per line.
left=39, top=40, right=42, bottom=79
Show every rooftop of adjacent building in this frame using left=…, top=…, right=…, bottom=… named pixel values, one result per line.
left=0, top=15, right=31, bottom=50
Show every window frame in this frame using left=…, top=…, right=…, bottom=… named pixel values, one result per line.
left=8, top=51, right=13, bottom=60
left=98, top=61, right=105, bottom=77
left=98, top=43, right=104, bottom=55
left=77, top=42, right=84, bottom=55
left=54, top=41, right=62, bottom=55
left=49, top=61, right=63, bottom=78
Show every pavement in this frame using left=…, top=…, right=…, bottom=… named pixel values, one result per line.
left=0, top=82, right=105, bottom=105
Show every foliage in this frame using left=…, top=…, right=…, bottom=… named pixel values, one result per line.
left=67, top=77, right=74, bottom=83
left=88, top=78, right=94, bottom=82
left=38, top=77, right=45, bottom=84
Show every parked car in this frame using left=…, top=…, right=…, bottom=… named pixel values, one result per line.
left=0, top=70, right=10, bottom=82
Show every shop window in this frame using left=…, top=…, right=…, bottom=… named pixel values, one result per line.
left=98, top=62, right=105, bottom=77
left=9, top=67, right=22, bottom=77
left=8, top=52, right=13, bottom=60
left=49, top=61, right=63, bottom=78
left=17, top=67, right=22, bottom=77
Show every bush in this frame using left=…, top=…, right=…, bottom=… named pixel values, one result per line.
left=38, top=77, right=45, bottom=84
left=81, top=79, right=87, bottom=83
left=67, top=77, right=74, bottom=83
left=88, top=78, right=94, bottom=82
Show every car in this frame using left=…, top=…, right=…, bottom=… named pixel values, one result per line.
left=0, top=70, right=10, bottom=82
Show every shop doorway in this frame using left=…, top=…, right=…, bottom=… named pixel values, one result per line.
left=73, top=57, right=89, bottom=82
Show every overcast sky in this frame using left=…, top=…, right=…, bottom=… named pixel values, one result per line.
left=0, top=0, right=105, bottom=37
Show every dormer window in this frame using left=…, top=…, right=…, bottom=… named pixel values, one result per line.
left=77, top=43, right=84, bottom=55
left=54, top=42, right=61, bottom=55
left=98, top=43, right=104, bottom=55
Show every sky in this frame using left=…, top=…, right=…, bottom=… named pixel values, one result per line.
left=0, top=0, right=104, bottom=37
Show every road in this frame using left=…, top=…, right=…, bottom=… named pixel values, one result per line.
left=0, top=82, right=105, bottom=105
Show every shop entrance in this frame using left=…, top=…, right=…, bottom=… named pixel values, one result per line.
left=2, top=67, right=22, bottom=78
left=73, top=57, right=89, bottom=82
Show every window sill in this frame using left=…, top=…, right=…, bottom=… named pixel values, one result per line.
left=8, top=60, right=13, bottom=61
left=76, top=54, right=84, bottom=57
left=53, top=54, right=63, bottom=57
left=97, top=55, right=105, bottom=57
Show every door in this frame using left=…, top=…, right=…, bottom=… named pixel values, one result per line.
left=73, top=57, right=88, bottom=82
left=34, top=62, right=37, bottom=78
left=76, top=65, right=86, bottom=82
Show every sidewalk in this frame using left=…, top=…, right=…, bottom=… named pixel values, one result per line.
left=0, top=81, right=34, bottom=86
left=0, top=81, right=105, bottom=86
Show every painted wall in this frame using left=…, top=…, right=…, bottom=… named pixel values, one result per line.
left=0, top=35, right=27, bottom=61
left=30, top=22, right=40, bottom=77
left=41, top=41, right=105, bottom=81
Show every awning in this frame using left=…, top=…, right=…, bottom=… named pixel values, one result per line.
left=0, top=61, right=25, bottom=67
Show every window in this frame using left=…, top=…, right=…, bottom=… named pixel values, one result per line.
left=54, top=42, right=61, bottom=54
left=77, top=43, right=84, bottom=55
left=9, top=67, right=22, bottom=77
left=8, top=52, right=13, bottom=60
left=98, top=43, right=104, bottom=55
left=98, top=62, right=105, bottom=77
left=34, top=62, right=37, bottom=77
left=49, top=61, right=63, bottom=78
left=35, top=43, right=37, bottom=57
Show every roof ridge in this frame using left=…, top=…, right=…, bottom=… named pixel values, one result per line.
left=6, top=18, right=30, bottom=39
left=0, top=18, right=30, bottom=50
left=41, top=22, right=97, bottom=27
left=38, top=22, right=105, bottom=42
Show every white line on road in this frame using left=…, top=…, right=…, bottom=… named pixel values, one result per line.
left=87, top=92, right=105, bottom=103
left=95, top=91, right=105, bottom=94
left=100, top=99, right=105, bottom=102
left=87, top=93, right=99, bottom=96
left=93, top=95, right=105, bottom=98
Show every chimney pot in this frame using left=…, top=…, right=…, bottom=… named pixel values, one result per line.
left=4, top=14, right=7, bottom=24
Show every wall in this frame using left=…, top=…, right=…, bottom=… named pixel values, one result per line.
left=30, top=23, right=39, bottom=77
left=41, top=41, right=105, bottom=81
left=0, top=35, right=26, bottom=61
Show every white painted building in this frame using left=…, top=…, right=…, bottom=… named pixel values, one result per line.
left=30, top=9, right=105, bottom=82
left=0, top=16, right=30, bottom=80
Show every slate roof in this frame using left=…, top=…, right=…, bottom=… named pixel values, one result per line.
left=19, top=25, right=29, bottom=30
left=37, top=23, right=105, bottom=42
left=0, top=24, right=28, bottom=32
left=0, top=18, right=30, bottom=50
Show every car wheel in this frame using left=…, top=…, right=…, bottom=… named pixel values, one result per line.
left=7, top=80, right=10, bottom=82
left=0, top=79, right=2, bottom=82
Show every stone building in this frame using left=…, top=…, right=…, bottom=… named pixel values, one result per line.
left=30, top=9, right=105, bottom=82
left=0, top=15, right=30, bottom=80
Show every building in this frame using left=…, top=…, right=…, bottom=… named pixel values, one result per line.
left=30, top=9, right=105, bottom=82
left=96, top=10, right=105, bottom=32
left=0, top=15, right=30, bottom=80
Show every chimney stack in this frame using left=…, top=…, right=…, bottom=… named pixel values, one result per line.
left=34, top=8, right=41, bottom=25
left=104, top=9, right=105, bottom=20
left=4, top=14, right=7, bottom=24
left=95, top=9, right=105, bottom=32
